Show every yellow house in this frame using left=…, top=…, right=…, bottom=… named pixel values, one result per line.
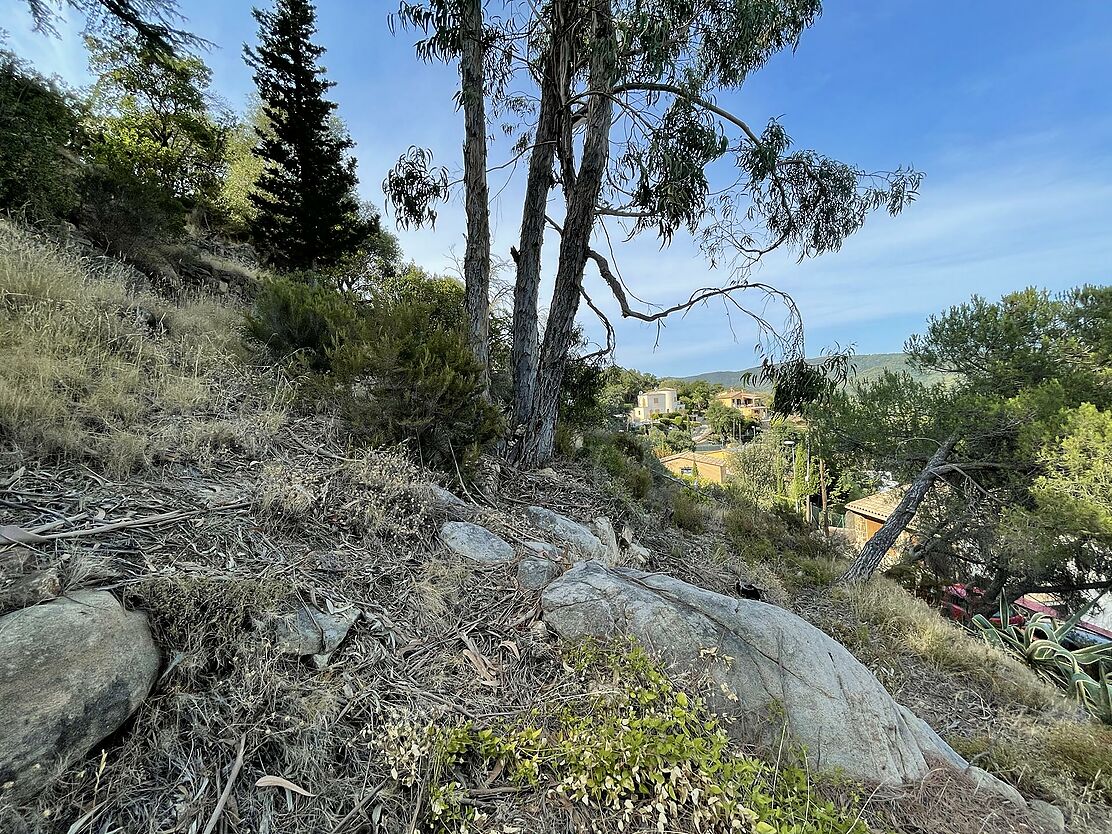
left=714, top=389, right=769, bottom=421
left=659, top=451, right=728, bottom=485
left=630, top=388, right=685, bottom=423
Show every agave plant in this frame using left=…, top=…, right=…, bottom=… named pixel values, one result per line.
left=973, top=597, right=1112, bottom=724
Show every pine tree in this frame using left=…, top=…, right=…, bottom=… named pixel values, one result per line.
left=244, top=0, right=366, bottom=271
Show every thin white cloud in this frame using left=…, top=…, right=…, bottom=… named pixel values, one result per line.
left=2, top=1, right=89, bottom=83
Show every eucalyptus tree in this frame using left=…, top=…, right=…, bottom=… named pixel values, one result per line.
left=386, top=0, right=921, bottom=467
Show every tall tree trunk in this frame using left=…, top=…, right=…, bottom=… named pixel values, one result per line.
left=840, top=433, right=959, bottom=583
left=510, top=2, right=565, bottom=427
left=460, top=0, right=491, bottom=395
left=819, top=457, right=829, bottom=535
left=509, top=0, right=615, bottom=467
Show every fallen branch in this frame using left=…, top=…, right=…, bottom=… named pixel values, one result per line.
left=0, top=502, right=251, bottom=551
left=202, top=734, right=246, bottom=834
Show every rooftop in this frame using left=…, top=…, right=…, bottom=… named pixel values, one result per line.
left=717, top=389, right=766, bottom=400
left=659, top=451, right=728, bottom=467
left=845, top=488, right=906, bottom=522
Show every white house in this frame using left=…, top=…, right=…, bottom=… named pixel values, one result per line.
left=630, top=388, right=685, bottom=423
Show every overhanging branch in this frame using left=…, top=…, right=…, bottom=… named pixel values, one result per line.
left=607, top=82, right=762, bottom=145
left=578, top=286, right=615, bottom=362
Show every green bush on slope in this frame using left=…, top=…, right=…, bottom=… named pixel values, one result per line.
left=380, top=642, right=868, bottom=834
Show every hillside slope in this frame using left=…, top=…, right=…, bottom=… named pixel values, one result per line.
left=681, top=352, right=953, bottom=389
left=1, top=223, right=1108, bottom=834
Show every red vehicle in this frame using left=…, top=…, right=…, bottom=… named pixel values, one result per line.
left=941, top=584, right=1025, bottom=626
left=941, top=584, right=1112, bottom=648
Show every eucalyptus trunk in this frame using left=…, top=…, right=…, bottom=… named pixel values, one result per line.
left=510, top=0, right=615, bottom=467
left=460, top=0, right=491, bottom=396
left=510, top=6, right=565, bottom=427
left=840, top=433, right=959, bottom=583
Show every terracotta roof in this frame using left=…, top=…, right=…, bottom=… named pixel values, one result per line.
left=845, top=488, right=906, bottom=522
left=716, top=389, right=765, bottom=400
left=659, top=451, right=727, bottom=467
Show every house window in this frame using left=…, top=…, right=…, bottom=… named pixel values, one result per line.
left=680, top=467, right=693, bottom=476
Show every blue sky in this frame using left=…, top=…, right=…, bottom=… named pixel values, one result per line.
left=4, top=1, right=1111, bottom=377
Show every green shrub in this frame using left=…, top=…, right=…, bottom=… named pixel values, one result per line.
left=332, top=298, right=503, bottom=472
left=247, top=274, right=361, bottom=369
left=583, top=431, right=656, bottom=499
left=78, top=159, right=188, bottom=257
left=381, top=642, right=869, bottom=834
left=723, top=490, right=831, bottom=573
left=672, top=488, right=706, bottom=532
left=0, top=51, right=82, bottom=221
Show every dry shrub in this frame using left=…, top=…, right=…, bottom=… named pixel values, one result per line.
left=0, top=220, right=253, bottom=474
left=410, top=557, right=470, bottom=625
left=854, top=765, right=1039, bottom=834
left=841, top=578, right=1062, bottom=713
left=950, top=718, right=1112, bottom=813
left=259, top=445, right=437, bottom=546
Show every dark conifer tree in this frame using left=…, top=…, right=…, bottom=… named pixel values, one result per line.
left=244, top=0, right=366, bottom=270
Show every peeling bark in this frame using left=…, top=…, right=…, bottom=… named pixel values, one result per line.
left=510, top=0, right=615, bottom=467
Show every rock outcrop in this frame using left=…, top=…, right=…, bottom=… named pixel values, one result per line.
left=592, top=516, right=623, bottom=565
left=265, top=604, right=360, bottom=667
left=0, top=591, right=160, bottom=798
left=1028, top=800, right=1065, bottom=834
left=422, top=484, right=482, bottom=521
left=517, top=557, right=563, bottom=590
left=526, top=506, right=605, bottom=560
left=540, top=561, right=980, bottom=787
left=440, top=521, right=514, bottom=564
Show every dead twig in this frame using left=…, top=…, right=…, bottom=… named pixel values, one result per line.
left=201, top=734, right=246, bottom=834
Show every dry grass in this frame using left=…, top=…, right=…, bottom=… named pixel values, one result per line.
left=0, top=433, right=498, bottom=834
left=853, top=765, right=1040, bottom=834
left=837, top=578, right=1063, bottom=714
left=948, top=718, right=1112, bottom=832
left=0, top=220, right=268, bottom=475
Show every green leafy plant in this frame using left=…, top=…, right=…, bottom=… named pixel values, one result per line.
left=332, top=297, right=503, bottom=473
left=246, top=275, right=361, bottom=370
left=379, top=643, right=868, bottom=834
left=974, top=598, right=1112, bottom=723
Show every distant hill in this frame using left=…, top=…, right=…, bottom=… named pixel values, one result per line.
left=677, top=353, right=952, bottom=390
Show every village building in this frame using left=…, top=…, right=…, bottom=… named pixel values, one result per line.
left=629, top=388, right=685, bottom=424
left=658, top=450, right=729, bottom=485
left=843, top=488, right=914, bottom=567
left=714, top=389, right=769, bottom=421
